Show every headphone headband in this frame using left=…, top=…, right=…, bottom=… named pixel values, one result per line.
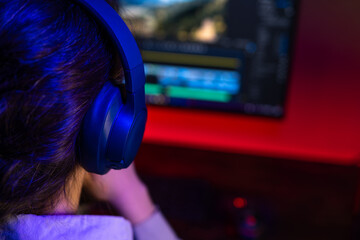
left=75, top=0, right=144, bottom=94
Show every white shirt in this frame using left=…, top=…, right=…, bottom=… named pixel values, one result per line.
left=0, top=211, right=179, bottom=240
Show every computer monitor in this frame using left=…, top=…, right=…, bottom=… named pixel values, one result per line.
left=120, top=0, right=298, bottom=117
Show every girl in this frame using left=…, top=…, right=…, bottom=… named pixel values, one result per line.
left=0, top=0, right=178, bottom=239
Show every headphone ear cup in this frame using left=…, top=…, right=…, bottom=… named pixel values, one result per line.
left=78, top=82, right=123, bottom=174
left=106, top=107, right=147, bottom=169
left=78, top=82, right=147, bottom=174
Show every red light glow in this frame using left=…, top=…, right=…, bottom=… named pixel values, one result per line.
left=233, top=197, right=247, bottom=209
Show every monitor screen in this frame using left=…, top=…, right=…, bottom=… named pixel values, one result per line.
left=120, top=0, right=298, bottom=117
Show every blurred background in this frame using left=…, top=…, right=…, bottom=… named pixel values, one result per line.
left=121, top=0, right=360, bottom=239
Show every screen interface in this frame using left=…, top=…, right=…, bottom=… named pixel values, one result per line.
left=120, top=0, right=298, bottom=117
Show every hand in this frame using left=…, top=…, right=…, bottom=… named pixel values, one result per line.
left=84, top=163, right=143, bottom=201
left=84, top=163, right=156, bottom=224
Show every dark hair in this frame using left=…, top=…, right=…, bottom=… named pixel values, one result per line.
left=0, top=0, right=121, bottom=222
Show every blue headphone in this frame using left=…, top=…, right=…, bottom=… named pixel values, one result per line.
left=75, top=0, right=147, bottom=174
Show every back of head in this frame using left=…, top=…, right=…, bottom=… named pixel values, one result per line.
left=0, top=0, right=120, bottom=222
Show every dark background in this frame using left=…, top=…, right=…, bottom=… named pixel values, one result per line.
left=136, top=143, right=358, bottom=240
